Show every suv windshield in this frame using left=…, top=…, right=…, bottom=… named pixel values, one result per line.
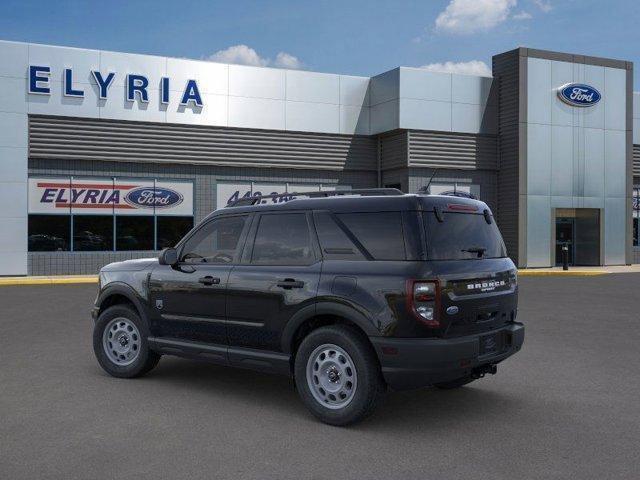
left=423, top=211, right=507, bottom=260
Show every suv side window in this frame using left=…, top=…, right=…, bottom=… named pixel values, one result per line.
left=180, top=215, right=248, bottom=264
left=313, top=211, right=366, bottom=261
left=336, top=212, right=406, bottom=260
left=251, top=213, right=314, bottom=265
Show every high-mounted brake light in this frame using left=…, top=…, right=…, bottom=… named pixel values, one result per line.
left=447, top=203, right=478, bottom=212
left=407, top=280, right=440, bottom=328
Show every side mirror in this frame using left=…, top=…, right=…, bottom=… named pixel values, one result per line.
left=159, top=247, right=178, bottom=266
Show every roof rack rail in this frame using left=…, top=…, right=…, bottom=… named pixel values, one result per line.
left=225, top=188, right=404, bottom=207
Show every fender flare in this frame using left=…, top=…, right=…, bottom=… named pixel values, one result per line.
left=280, top=301, right=379, bottom=354
left=96, top=282, right=149, bottom=325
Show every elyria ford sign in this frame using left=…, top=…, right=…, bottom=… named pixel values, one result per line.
left=28, top=178, right=193, bottom=216
left=28, top=65, right=204, bottom=107
left=557, top=83, right=601, bottom=107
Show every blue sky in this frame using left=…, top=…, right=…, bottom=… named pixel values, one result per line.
left=0, top=0, right=638, bottom=83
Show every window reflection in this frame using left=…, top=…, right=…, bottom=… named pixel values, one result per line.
left=73, top=216, right=114, bottom=251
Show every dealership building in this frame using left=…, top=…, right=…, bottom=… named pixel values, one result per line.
left=0, top=39, right=638, bottom=275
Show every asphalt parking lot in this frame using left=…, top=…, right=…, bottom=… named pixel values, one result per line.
left=1, top=275, right=639, bottom=480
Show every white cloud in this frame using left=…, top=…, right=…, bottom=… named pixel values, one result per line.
left=420, top=60, right=492, bottom=77
left=274, top=52, right=303, bottom=69
left=207, top=44, right=268, bottom=67
left=206, top=44, right=303, bottom=69
left=435, top=0, right=517, bottom=34
left=532, top=0, right=552, bottom=12
left=513, top=10, right=532, bottom=20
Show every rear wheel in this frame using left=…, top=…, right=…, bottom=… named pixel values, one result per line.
left=294, top=325, right=385, bottom=426
left=434, top=375, right=475, bottom=390
left=93, top=304, right=160, bottom=378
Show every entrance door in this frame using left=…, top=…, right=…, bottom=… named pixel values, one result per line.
left=555, top=217, right=575, bottom=266
left=555, top=209, right=600, bottom=266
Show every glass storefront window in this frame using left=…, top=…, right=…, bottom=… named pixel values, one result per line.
left=157, top=216, right=194, bottom=249
left=73, top=215, right=114, bottom=251
left=116, top=216, right=154, bottom=251
left=28, top=213, right=194, bottom=252
left=28, top=176, right=195, bottom=252
left=28, top=215, right=71, bottom=252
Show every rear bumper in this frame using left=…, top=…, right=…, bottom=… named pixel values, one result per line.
left=370, top=323, right=524, bottom=390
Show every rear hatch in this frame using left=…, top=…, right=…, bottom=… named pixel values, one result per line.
left=421, top=204, right=518, bottom=339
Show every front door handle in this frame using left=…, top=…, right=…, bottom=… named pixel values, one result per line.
left=198, top=276, right=221, bottom=286
left=277, top=278, right=304, bottom=289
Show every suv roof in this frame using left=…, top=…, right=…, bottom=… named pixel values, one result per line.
left=210, top=192, right=492, bottom=219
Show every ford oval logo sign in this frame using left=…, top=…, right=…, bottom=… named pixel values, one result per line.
left=124, top=187, right=183, bottom=209
left=557, top=83, right=601, bottom=107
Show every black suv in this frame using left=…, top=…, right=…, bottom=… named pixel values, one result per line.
left=92, top=189, right=524, bottom=425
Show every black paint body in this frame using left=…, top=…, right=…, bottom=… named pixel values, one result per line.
left=93, top=195, right=524, bottom=390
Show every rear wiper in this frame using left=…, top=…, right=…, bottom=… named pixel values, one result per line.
left=461, top=247, right=486, bottom=258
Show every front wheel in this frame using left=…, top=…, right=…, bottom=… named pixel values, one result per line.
left=294, top=325, right=385, bottom=426
left=93, top=304, right=160, bottom=378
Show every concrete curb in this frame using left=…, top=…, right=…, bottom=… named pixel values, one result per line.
left=0, top=276, right=98, bottom=286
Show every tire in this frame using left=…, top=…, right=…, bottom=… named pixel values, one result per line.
left=294, top=325, right=385, bottom=426
left=434, top=375, right=475, bottom=390
left=93, top=304, right=160, bottom=378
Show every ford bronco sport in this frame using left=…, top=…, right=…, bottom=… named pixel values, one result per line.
left=92, top=189, right=524, bottom=425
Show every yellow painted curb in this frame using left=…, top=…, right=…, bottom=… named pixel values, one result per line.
left=517, top=270, right=607, bottom=277
left=0, top=269, right=620, bottom=285
left=0, top=276, right=98, bottom=286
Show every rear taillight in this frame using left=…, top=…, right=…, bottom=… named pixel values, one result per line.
left=407, top=280, right=440, bottom=327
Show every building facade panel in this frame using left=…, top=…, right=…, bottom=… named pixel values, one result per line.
left=0, top=40, right=28, bottom=78
left=339, top=75, right=370, bottom=107
left=492, top=49, right=523, bottom=266
left=633, top=93, right=640, bottom=143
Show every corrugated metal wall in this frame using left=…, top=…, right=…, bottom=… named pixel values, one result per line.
left=379, top=130, right=408, bottom=171
left=28, top=115, right=378, bottom=171
left=379, top=129, right=498, bottom=172
left=408, top=131, right=498, bottom=170
left=492, top=49, right=522, bottom=266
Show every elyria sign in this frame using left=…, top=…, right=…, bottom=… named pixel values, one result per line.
left=557, top=83, right=601, bottom=107
left=28, top=65, right=204, bottom=107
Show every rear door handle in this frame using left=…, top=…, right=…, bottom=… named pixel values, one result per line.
left=198, top=276, right=221, bottom=286
left=277, top=278, right=304, bottom=289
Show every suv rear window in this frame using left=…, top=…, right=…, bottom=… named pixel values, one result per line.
left=423, top=211, right=507, bottom=260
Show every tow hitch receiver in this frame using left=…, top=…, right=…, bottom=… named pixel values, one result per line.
left=472, top=364, right=497, bottom=379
